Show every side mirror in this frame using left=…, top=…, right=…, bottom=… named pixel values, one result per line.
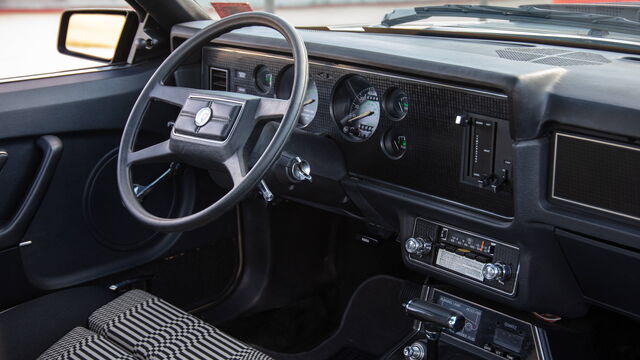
left=58, top=9, right=139, bottom=63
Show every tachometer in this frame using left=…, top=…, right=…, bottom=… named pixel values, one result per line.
left=331, top=75, right=380, bottom=142
left=276, top=65, right=319, bottom=127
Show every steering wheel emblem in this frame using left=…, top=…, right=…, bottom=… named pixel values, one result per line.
left=194, top=107, right=212, bottom=127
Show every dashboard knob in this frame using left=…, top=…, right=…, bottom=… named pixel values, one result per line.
left=482, top=262, right=512, bottom=282
left=405, top=237, right=432, bottom=256
left=403, top=341, right=427, bottom=360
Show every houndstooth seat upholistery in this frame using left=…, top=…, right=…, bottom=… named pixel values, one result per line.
left=36, top=290, right=272, bottom=360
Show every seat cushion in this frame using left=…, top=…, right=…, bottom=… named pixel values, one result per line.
left=38, top=327, right=135, bottom=360
left=38, top=289, right=272, bottom=360
left=0, top=287, right=115, bottom=360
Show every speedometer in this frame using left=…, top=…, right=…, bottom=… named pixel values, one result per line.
left=331, top=75, right=380, bottom=142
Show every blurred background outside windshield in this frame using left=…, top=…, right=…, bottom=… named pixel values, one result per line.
left=0, top=0, right=627, bottom=79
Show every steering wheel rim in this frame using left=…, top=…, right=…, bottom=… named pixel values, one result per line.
left=117, top=12, right=308, bottom=232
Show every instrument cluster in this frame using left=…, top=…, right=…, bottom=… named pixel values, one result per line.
left=203, top=46, right=514, bottom=217
left=245, top=61, right=411, bottom=158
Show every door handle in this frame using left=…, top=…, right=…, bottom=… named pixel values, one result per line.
left=0, top=135, right=63, bottom=249
left=0, top=150, right=7, bottom=172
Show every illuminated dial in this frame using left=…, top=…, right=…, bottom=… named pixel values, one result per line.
left=332, top=75, right=380, bottom=142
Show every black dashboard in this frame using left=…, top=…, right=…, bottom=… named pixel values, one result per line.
left=171, top=21, right=640, bottom=324
left=201, top=46, right=514, bottom=217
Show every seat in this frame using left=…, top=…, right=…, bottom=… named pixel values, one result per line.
left=0, top=287, right=272, bottom=360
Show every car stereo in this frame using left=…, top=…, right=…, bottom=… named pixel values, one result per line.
left=403, top=218, right=520, bottom=295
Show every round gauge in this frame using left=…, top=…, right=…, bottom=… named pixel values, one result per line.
left=254, top=65, right=274, bottom=94
left=331, top=75, right=380, bottom=142
left=381, top=129, right=408, bottom=159
left=384, top=88, right=409, bottom=121
left=276, top=65, right=319, bottom=127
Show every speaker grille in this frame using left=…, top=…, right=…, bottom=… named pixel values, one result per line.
left=552, top=132, right=640, bottom=221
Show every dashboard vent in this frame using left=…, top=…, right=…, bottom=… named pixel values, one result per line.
left=209, top=67, right=228, bottom=91
left=496, top=48, right=611, bottom=66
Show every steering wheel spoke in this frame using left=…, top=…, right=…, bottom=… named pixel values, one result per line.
left=150, top=84, right=232, bottom=107
left=117, top=12, right=308, bottom=232
left=223, top=151, right=248, bottom=188
left=149, top=84, right=195, bottom=107
left=255, top=97, right=290, bottom=122
left=127, top=140, right=174, bottom=166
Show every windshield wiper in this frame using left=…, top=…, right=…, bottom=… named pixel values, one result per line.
left=380, top=5, right=640, bottom=36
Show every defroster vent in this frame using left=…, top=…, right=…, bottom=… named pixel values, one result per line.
left=497, top=47, right=611, bottom=66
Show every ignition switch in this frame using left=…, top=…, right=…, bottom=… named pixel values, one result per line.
left=289, top=156, right=312, bottom=182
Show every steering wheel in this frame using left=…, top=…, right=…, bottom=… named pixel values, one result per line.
left=117, top=12, right=308, bottom=232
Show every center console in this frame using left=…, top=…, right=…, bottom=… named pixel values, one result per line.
left=403, top=218, right=520, bottom=296
left=388, top=288, right=549, bottom=360
left=428, top=289, right=543, bottom=360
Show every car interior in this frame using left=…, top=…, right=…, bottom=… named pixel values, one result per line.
left=1, top=0, right=639, bottom=359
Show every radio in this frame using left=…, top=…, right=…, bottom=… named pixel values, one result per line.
left=404, top=218, right=519, bottom=295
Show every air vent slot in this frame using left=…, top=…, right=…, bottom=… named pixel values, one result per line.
left=496, top=48, right=611, bottom=66
left=209, top=67, right=228, bottom=91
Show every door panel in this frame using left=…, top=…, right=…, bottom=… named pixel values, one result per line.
left=0, top=135, right=62, bottom=249
left=0, top=63, right=237, bottom=309
left=0, top=64, right=155, bottom=139
left=0, top=140, right=41, bottom=226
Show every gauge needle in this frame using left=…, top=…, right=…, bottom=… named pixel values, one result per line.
left=344, top=111, right=375, bottom=124
left=303, top=98, right=315, bottom=106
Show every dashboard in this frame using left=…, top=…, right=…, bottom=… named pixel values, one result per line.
left=171, top=22, right=640, bottom=322
left=201, top=46, right=514, bottom=217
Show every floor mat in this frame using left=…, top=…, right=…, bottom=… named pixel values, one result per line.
left=216, top=293, right=337, bottom=353
left=329, top=347, right=377, bottom=360
left=269, top=275, right=421, bottom=360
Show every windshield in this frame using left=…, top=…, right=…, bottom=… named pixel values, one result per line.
left=200, top=0, right=640, bottom=48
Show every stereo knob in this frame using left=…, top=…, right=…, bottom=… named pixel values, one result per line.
left=405, top=237, right=432, bottom=256
left=403, top=341, right=427, bottom=360
left=482, top=262, right=512, bottom=282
